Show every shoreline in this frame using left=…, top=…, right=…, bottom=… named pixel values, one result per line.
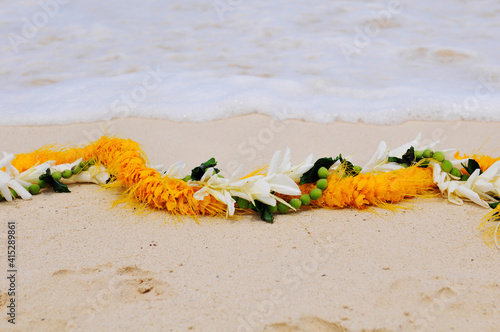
left=1, top=116, right=500, bottom=331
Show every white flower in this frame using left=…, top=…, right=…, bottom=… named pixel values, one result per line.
left=188, top=149, right=313, bottom=216
left=16, top=161, right=52, bottom=184
left=163, top=161, right=186, bottom=179
left=361, top=141, right=401, bottom=173
left=0, top=152, right=31, bottom=201
left=264, top=148, right=307, bottom=196
left=267, top=148, right=314, bottom=182
left=430, top=160, right=500, bottom=208
left=190, top=166, right=273, bottom=216
left=361, top=133, right=452, bottom=173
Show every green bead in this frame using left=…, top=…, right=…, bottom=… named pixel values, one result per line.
left=289, top=198, right=302, bottom=210
left=10, top=189, right=18, bottom=198
left=268, top=204, right=278, bottom=213
left=441, top=160, right=453, bottom=173
left=80, top=161, right=90, bottom=171
left=62, top=169, right=72, bottom=178
left=237, top=198, right=250, bottom=209
left=277, top=203, right=290, bottom=213
left=317, top=167, right=329, bottom=179
left=422, top=149, right=433, bottom=158
left=38, top=179, right=48, bottom=188
left=461, top=174, right=470, bottom=182
left=52, top=171, right=62, bottom=181
left=88, top=159, right=95, bottom=166
left=433, top=151, right=445, bottom=162
left=310, top=188, right=322, bottom=200
left=415, top=150, right=423, bottom=160
left=29, top=184, right=41, bottom=195
left=72, top=166, right=82, bottom=175
left=316, top=179, right=328, bottom=190
left=450, top=168, right=462, bottom=178
left=300, top=194, right=311, bottom=206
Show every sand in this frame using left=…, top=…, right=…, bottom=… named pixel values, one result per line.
left=1, top=115, right=499, bottom=331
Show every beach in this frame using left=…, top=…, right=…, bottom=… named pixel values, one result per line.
left=1, top=116, right=500, bottom=331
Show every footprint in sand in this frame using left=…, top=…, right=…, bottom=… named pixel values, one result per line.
left=263, top=316, right=348, bottom=332
left=50, top=264, right=173, bottom=302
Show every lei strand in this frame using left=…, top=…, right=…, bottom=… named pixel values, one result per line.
left=1, top=135, right=499, bottom=248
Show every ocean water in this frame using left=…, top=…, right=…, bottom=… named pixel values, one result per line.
left=1, top=0, right=500, bottom=125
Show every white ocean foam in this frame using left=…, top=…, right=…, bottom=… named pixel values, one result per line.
left=1, top=0, right=500, bottom=125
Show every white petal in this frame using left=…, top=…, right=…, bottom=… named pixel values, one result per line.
left=455, top=186, right=489, bottom=208
left=228, top=164, right=244, bottom=182
left=268, top=150, right=282, bottom=176
left=164, top=161, right=186, bottom=179
left=255, top=195, right=276, bottom=206
left=229, top=190, right=253, bottom=202
left=7, top=180, right=32, bottom=200
left=480, top=160, right=500, bottom=180
left=17, top=162, right=51, bottom=184
left=278, top=148, right=292, bottom=173
left=362, top=141, right=388, bottom=173
left=200, top=168, right=215, bottom=182
left=288, top=154, right=315, bottom=181
left=15, top=179, right=31, bottom=187
left=193, top=188, right=209, bottom=201
left=224, top=191, right=236, bottom=216
left=390, top=133, right=422, bottom=158
left=0, top=152, right=15, bottom=170
left=268, top=174, right=301, bottom=196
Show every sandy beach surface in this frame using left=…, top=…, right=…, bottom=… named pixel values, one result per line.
left=1, top=115, right=500, bottom=331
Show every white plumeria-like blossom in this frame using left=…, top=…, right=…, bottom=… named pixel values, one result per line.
left=0, top=152, right=31, bottom=201
left=361, top=133, right=451, bottom=173
left=189, top=149, right=314, bottom=216
left=16, top=161, right=53, bottom=184
left=431, top=160, right=500, bottom=208
left=264, top=148, right=313, bottom=194
left=267, top=148, right=315, bottom=182
left=163, top=161, right=186, bottom=179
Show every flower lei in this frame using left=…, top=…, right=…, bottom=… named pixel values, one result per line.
left=1, top=134, right=499, bottom=248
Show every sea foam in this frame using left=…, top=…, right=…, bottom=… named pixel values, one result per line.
left=1, top=0, right=500, bottom=125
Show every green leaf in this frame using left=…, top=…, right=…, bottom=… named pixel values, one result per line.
left=299, top=156, right=339, bottom=185
left=489, top=202, right=499, bottom=209
left=461, top=159, right=482, bottom=176
left=39, top=169, right=71, bottom=193
left=190, top=158, right=220, bottom=181
left=388, top=147, right=415, bottom=165
left=261, top=205, right=274, bottom=223
left=249, top=200, right=274, bottom=223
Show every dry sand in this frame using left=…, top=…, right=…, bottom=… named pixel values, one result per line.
left=1, top=115, right=500, bottom=331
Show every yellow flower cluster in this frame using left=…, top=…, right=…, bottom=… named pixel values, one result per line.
left=296, top=165, right=437, bottom=209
